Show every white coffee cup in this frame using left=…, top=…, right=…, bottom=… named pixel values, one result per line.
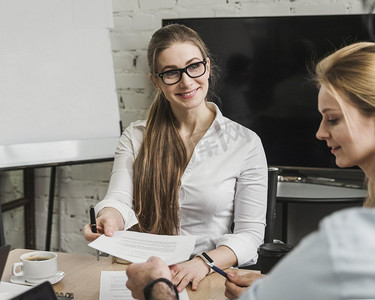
left=12, top=251, right=58, bottom=283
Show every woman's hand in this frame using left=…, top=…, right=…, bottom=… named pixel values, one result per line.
left=171, top=257, right=210, bottom=292
left=225, top=271, right=265, bottom=299
left=83, top=207, right=125, bottom=241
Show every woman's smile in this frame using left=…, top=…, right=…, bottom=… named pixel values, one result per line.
left=177, top=88, right=199, bottom=99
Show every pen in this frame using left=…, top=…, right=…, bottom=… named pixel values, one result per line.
left=89, top=205, right=100, bottom=261
left=208, top=263, right=228, bottom=279
left=201, top=252, right=228, bottom=279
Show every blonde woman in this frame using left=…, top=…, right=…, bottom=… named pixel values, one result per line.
left=84, top=24, right=268, bottom=292
left=224, top=41, right=375, bottom=300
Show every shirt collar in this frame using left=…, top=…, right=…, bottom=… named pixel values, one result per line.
left=206, top=101, right=227, bottom=131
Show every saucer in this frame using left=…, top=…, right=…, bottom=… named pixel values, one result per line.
left=10, top=271, right=65, bottom=286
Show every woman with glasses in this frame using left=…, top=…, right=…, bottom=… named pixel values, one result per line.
left=125, top=41, right=375, bottom=300
left=84, top=24, right=268, bottom=292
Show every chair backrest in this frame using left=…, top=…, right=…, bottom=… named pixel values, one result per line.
left=264, top=167, right=279, bottom=243
left=0, top=201, right=5, bottom=246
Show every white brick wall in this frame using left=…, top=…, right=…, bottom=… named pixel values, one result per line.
left=0, top=0, right=368, bottom=254
left=112, top=0, right=138, bottom=12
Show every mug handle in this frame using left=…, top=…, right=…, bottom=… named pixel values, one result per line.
left=12, top=262, right=24, bottom=277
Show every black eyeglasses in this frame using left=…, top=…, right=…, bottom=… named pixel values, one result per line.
left=154, top=60, right=207, bottom=85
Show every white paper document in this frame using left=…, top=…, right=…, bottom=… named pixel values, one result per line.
left=0, top=282, right=30, bottom=300
left=99, top=271, right=133, bottom=300
left=99, top=271, right=189, bottom=300
left=88, top=231, right=196, bottom=265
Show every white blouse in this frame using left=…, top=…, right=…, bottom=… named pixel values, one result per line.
left=95, top=103, right=268, bottom=266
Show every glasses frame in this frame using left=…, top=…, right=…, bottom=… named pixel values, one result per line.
left=154, top=59, right=207, bottom=85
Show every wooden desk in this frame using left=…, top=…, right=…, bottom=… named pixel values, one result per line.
left=2, top=249, right=254, bottom=300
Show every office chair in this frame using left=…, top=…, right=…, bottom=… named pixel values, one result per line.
left=264, top=167, right=279, bottom=243
left=0, top=201, right=5, bottom=246
left=232, top=167, right=279, bottom=244
left=239, top=167, right=279, bottom=270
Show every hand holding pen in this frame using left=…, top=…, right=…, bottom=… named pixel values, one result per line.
left=89, top=205, right=100, bottom=261
left=200, top=252, right=228, bottom=279
left=225, top=271, right=265, bottom=300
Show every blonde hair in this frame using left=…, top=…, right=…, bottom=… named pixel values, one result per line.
left=132, top=24, right=218, bottom=234
left=315, top=42, right=375, bottom=207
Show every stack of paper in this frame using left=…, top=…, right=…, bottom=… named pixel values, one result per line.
left=99, top=271, right=189, bottom=300
left=0, top=282, right=30, bottom=300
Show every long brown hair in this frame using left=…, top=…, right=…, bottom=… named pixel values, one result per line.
left=315, top=42, right=375, bottom=207
left=132, top=24, right=218, bottom=234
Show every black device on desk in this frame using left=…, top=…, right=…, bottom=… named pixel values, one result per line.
left=10, top=281, right=74, bottom=300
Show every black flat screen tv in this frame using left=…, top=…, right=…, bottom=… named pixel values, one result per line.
left=163, top=15, right=374, bottom=175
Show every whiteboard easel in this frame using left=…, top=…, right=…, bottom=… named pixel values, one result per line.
left=0, top=0, right=120, bottom=250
